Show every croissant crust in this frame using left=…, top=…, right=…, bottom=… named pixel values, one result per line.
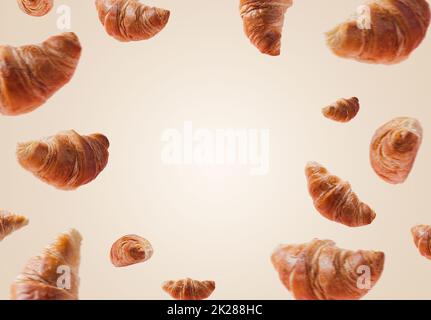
left=305, top=162, right=376, bottom=227
left=162, top=278, right=216, bottom=300
left=411, top=225, right=431, bottom=260
left=322, top=97, right=360, bottom=122
left=110, top=235, right=153, bottom=267
left=0, top=32, right=81, bottom=116
left=11, top=229, right=82, bottom=300
left=17, top=130, right=110, bottom=190
left=17, top=0, right=53, bottom=16
left=95, top=0, right=170, bottom=42
left=0, top=210, right=29, bottom=241
left=370, top=117, right=422, bottom=184
left=271, top=239, right=385, bottom=300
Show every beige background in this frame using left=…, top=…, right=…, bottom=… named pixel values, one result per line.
left=0, top=0, right=430, bottom=300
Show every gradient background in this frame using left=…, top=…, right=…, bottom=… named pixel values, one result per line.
left=0, top=0, right=430, bottom=300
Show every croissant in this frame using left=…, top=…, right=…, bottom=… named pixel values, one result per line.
left=411, top=225, right=431, bottom=260
left=0, top=32, right=81, bottom=116
left=11, top=229, right=82, bottom=300
left=271, top=239, right=385, bottom=300
left=110, top=235, right=153, bottom=267
left=17, top=0, right=53, bottom=16
left=322, top=97, right=360, bottom=123
left=305, top=162, right=376, bottom=227
left=239, top=0, right=293, bottom=56
left=0, top=210, right=28, bottom=241
left=326, top=0, right=431, bottom=64
left=95, top=0, right=170, bottom=42
left=370, top=117, right=423, bottom=184
left=162, top=278, right=216, bottom=300
left=17, top=130, right=109, bottom=190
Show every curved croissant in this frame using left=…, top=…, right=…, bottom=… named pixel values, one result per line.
left=370, top=117, right=422, bottom=184
left=326, top=0, right=431, bottom=64
left=95, top=0, right=170, bottom=42
left=0, top=32, right=81, bottom=116
left=17, top=130, right=110, bottom=190
left=162, top=278, right=216, bottom=300
left=110, top=235, right=153, bottom=267
left=17, top=0, right=53, bottom=16
left=0, top=210, right=28, bottom=241
left=271, top=239, right=385, bottom=300
left=305, top=162, right=376, bottom=227
left=11, top=229, right=82, bottom=300
left=322, top=97, right=360, bottom=122
left=239, top=0, right=293, bottom=56
left=411, top=225, right=431, bottom=260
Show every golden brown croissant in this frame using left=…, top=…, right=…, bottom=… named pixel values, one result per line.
left=370, top=117, right=422, bottom=184
left=17, top=0, right=53, bottom=16
left=110, top=235, right=153, bottom=267
left=271, top=239, right=385, bottom=300
left=17, top=130, right=109, bottom=190
left=95, top=0, right=170, bottom=42
left=11, top=229, right=82, bottom=300
left=411, top=225, right=431, bottom=259
left=326, top=0, right=431, bottom=64
left=305, top=162, right=376, bottom=227
left=239, top=0, right=293, bottom=56
left=0, top=32, right=81, bottom=116
left=162, top=278, right=216, bottom=300
left=0, top=210, right=28, bottom=241
left=322, top=97, right=360, bottom=123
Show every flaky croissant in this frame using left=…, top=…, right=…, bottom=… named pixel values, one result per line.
left=411, top=225, right=431, bottom=260
left=0, top=210, right=28, bottom=241
left=370, top=117, right=422, bottom=184
left=17, top=0, right=53, bottom=16
left=11, top=229, right=82, bottom=300
left=110, top=235, right=153, bottom=267
left=322, top=97, right=360, bottom=123
left=326, top=0, right=431, bottom=64
left=95, top=0, right=170, bottom=42
left=17, top=130, right=109, bottom=190
left=239, top=0, right=293, bottom=56
left=162, top=278, right=216, bottom=300
left=0, top=32, right=81, bottom=116
left=271, top=239, right=385, bottom=300
left=305, top=162, right=376, bottom=227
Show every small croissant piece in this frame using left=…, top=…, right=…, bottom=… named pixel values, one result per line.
left=0, top=210, right=29, bottom=241
left=239, top=0, right=293, bottom=56
left=305, top=162, right=376, bottom=227
left=326, top=0, right=431, bottom=64
left=17, top=130, right=110, bottom=190
left=162, top=278, right=216, bottom=300
left=271, top=239, right=385, bottom=300
left=322, top=97, right=360, bottom=123
left=110, top=235, right=153, bottom=267
left=370, top=117, right=422, bottom=184
left=95, top=0, right=170, bottom=42
left=411, top=225, right=431, bottom=260
left=0, top=32, right=81, bottom=116
left=17, top=0, right=53, bottom=16
left=11, top=229, right=82, bottom=300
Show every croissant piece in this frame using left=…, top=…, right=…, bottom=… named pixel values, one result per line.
left=322, top=97, right=360, bottom=122
left=326, top=0, right=431, bottom=64
left=162, top=278, right=216, bottom=300
left=305, top=162, right=376, bottom=227
left=95, top=0, right=170, bottom=42
left=239, top=0, right=293, bottom=56
left=0, top=210, right=29, bottom=241
left=411, top=225, right=431, bottom=260
left=271, top=239, right=385, bottom=300
left=18, top=0, right=53, bottom=16
left=17, top=130, right=110, bottom=190
left=110, top=235, right=153, bottom=267
left=11, top=229, right=82, bottom=300
left=370, top=117, right=422, bottom=184
left=0, top=32, right=81, bottom=116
